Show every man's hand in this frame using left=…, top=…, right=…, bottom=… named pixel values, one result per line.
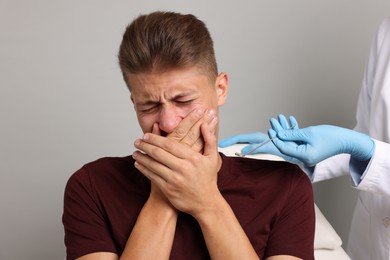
left=166, top=108, right=217, bottom=152
left=133, top=117, right=220, bottom=216
left=147, top=108, right=217, bottom=208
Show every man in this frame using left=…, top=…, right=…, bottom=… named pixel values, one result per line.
left=63, top=11, right=314, bottom=260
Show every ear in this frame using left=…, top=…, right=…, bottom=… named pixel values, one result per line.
left=215, top=72, right=228, bottom=106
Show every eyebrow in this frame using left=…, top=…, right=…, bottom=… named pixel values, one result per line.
left=137, top=100, right=159, bottom=107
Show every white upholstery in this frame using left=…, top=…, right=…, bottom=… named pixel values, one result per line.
left=314, top=204, right=342, bottom=250
left=314, top=205, right=351, bottom=259
left=219, top=145, right=351, bottom=260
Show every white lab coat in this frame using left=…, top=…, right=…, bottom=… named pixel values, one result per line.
left=311, top=17, right=390, bottom=260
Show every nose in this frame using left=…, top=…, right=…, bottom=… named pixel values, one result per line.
left=158, top=105, right=181, bottom=134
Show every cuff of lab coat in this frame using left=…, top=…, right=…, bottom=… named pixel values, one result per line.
left=349, top=157, right=371, bottom=186
left=354, top=139, right=390, bottom=195
left=299, top=165, right=315, bottom=181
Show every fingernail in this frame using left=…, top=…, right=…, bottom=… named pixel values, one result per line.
left=134, top=161, right=140, bottom=168
left=134, top=139, right=141, bottom=147
left=142, top=133, right=149, bottom=140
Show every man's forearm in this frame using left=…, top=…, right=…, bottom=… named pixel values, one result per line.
left=120, top=189, right=178, bottom=260
left=195, top=193, right=260, bottom=260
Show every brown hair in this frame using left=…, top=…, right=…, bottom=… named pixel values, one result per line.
left=118, top=11, right=218, bottom=90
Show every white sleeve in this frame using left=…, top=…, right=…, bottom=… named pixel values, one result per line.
left=305, top=154, right=350, bottom=183
left=306, top=140, right=390, bottom=198
left=306, top=140, right=390, bottom=197
left=352, top=139, right=390, bottom=196
left=351, top=17, right=390, bottom=196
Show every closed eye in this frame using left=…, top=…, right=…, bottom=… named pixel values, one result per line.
left=175, top=99, right=195, bottom=105
left=139, top=104, right=160, bottom=113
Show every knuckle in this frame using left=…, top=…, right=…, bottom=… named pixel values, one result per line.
left=148, top=146, right=161, bottom=158
left=177, top=163, right=189, bottom=174
left=190, top=154, right=202, bottom=164
left=174, top=127, right=186, bottom=138
left=169, top=175, right=182, bottom=187
left=163, top=139, right=176, bottom=151
left=186, top=131, right=197, bottom=142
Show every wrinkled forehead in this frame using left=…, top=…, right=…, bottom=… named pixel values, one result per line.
left=128, top=67, right=215, bottom=93
left=125, top=65, right=216, bottom=92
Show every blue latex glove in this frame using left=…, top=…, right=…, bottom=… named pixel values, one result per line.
left=269, top=114, right=375, bottom=167
left=218, top=115, right=303, bottom=164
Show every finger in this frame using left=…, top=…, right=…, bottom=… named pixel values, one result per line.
left=270, top=130, right=298, bottom=155
left=268, top=129, right=277, bottom=139
left=218, top=132, right=269, bottom=147
left=277, top=114, right=290, bottom=130
left=277, top=128, right=310, bottom=142
left=272, top=137, right=306, bottom=159
left=268, top=129, right=305, bottom=164
left=289, top=115, right=299, bottom=129
left=179, top=109, right=217, bottom=152
left=135, top=134, right=192, bottom=168
left=218, top=135, right=244, bottom=147
left=132, top=147, right=174, bottom=178
left=201, top=117, right=218, bottom=157
left=270, top=117, right=284, bottom=132
left=191, top=138, right=205, bottom=153
left=168, top=108, right=204, bottom=143
left=152, top=123, right=161, bottom=135
left=133, top=152, right=169, bottom=186
left=181, top=109, right=216, bottom=150
left=269, top=129, right=289, bottom=152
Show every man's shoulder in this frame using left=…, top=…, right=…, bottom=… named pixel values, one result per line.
left=66, top=155, right=138, bottom=187
left=222, top=154, right=304, bottom=175
left=220, top=155, right=307, bottom=188
left=83, top=155, right=134, bottom=170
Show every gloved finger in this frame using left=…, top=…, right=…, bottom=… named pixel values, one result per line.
left=288, top=115, right=299, bottom=129
left=268, top=128, right=277, bottom=139
left=270, top=117, right=284, bottom=132
left=268, top=129, right=304, bottom=165
left=218, top=132, right=269, bottom=148
left=276, top=128, right=311, bottom=143
left=277, top=114, right=290, bottom=130
left=271, top=132, right=303, bottom=158
left=283, top=155, right=305, bottom=165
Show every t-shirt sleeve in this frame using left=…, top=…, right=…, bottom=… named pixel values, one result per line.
left=62, top=166, right=117, bottom=260
left=264, top=168, right=315, bottom=260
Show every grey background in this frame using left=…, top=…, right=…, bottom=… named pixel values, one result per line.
left=1, top=0, right=389, bottom=259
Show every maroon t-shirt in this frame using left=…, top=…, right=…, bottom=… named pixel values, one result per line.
left=63, top=153, right=314, bottom=259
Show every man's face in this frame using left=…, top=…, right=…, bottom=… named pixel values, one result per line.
left=128, top=67, right=228, bottom=136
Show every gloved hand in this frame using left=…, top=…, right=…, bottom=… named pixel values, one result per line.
left=269, top=114, right=375, bottom=167
left=218, top=115, right=303, bottom=164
